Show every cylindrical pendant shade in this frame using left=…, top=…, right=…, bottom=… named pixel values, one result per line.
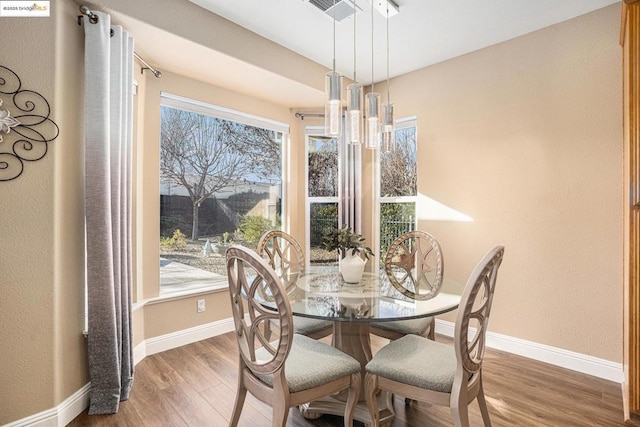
left=381, top=102, right=394, bottom=152
left=365, top=92, right=380, bottom=150
left=325, top=71, right=342, bottom=136
left=346, top=83, right=363, bottom=145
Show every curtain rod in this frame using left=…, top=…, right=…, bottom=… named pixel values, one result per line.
left=77, top=5, right=162, bottom=78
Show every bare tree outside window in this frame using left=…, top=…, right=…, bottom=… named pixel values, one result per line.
left=159, top=102, right=284, bottom=294
left=307, top=135, right=339, bottom=265
left=160, top=107, right=280, bottom=241
left=380, top=127, right=417, bottom=198
left=379, top=124, right=418, bottom=255
left=308, top=136, right=338, bottom=198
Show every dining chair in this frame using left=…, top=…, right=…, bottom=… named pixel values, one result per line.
left=226, top=245, right=361, bottom=427
left=369, top=230, right=444, bottom=342
left=364, top=246, right=505, bottom=427
left=257, top=230, right=333, bottom=340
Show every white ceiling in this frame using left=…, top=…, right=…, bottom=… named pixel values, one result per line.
left=187, top=0, right=619, bottom=87
left=110, top=0, right=619, bottom=108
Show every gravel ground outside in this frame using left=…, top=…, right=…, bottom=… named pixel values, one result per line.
left=160, top=237, right=338, bottom=276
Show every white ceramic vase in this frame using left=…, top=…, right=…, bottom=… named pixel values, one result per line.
left=340, top=251, right=366, bottom=284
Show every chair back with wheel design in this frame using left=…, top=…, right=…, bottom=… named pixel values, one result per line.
left=384, top=230, right=444, bottom=300
left=257, top=230, right=333, bottom=340
left=455, top=245, right=504, bottom=379
left=226, top=245, right=293, bottom=375
left=257, top=230, right=305, bottom=289
left=226, top=245, right=361, bottom=427
left=364, top=246, right=505, bottom=427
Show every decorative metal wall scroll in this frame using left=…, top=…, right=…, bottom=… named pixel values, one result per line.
left=0, top=65, right=59, bottom=181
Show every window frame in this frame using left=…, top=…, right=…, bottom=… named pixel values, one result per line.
left=158, top=92, right=290, bottom=293
left=374, top=116, right=418, bottom=271
left=304, top=126, right=342, bottom=269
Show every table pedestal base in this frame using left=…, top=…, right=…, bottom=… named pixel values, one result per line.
left=299, top=321, right=394, bottom=425
left=333, top=321, right=372, bottom=390
left=299, top=391, right=394, bottom=426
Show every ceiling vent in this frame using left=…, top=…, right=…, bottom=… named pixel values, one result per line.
left=308, top=0, right=360, bottom=22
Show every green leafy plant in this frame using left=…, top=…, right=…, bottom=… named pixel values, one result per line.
left=221, top=232, right=231, bottom=244
left=322, top=226, right=374, bottom=260
left=237, top=215, right=273, bottom=245
left=160, top=229, right=187, bottom=251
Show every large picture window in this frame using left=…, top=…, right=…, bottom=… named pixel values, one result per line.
left=159, top=94, right=287, bottom=294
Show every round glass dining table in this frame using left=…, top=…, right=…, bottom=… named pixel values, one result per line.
left=256, top=265, right=465, bottom=424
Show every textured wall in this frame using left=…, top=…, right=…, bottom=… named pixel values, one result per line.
left=0, top=0, right=86, bottom=423
left=385, top=4, right=622, bottom=361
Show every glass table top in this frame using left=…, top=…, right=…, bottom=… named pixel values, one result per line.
left=255, top=266, right=465, bottom=323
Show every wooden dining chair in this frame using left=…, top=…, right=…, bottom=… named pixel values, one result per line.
left=257, top=230, right=333, bottom=340
left=364, top=246, right=505, bottom=427
left=226, top=245, right=361, bottom=427
left=369, top=230, right=444, bottom=341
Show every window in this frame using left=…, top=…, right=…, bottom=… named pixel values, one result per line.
left=306, top=129, right=340, bottom=267
left=159, top=93, right=287, bottom=294
left=376, top=117, right=418, bottom=267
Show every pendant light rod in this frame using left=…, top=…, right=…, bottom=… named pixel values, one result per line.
left=346, top=0, right=364, bottom=145
left=332, top=0, right=337, bottom=72
left=353, top=1, right=357, bottom=82
left=370, top=0, right=374, bottom=91
left=386, top=1, right=390, bottom=103
left=381, top=0, right=395, bottom=153
left=365, top=0, right=381, bottom=150
left=325, top=0, right=342, bottom=137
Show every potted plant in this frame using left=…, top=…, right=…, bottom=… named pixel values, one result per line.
left=322, top=226, right=374, bottom=283
left=213, top=231, right=232, bottom=255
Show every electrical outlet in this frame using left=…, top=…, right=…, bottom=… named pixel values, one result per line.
left=197, top=299, right=205, bottom=313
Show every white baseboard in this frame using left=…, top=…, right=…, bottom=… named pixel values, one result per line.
left=134, top=317, right=236, bottom=364
left=6, top=319, right=235, bottom=427
left=3, top=383, right=91, bottom=427
left=434, top=319, right=623, bottom=383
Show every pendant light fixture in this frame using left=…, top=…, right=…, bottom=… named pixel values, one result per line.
left=325, top=0, right=343, bottom=137
left=346, top=2, right=363, bottom=145
left=365, top=0, right=380, bottom=150
left=381, top=1, right=394, bottom=152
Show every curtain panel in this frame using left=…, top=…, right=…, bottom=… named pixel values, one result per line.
left=83, top=11, right=134, bottom=415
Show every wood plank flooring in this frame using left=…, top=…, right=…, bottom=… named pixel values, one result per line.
left=69, top=333, right=626, bottom=426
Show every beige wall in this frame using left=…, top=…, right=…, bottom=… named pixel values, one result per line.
left=381, top=4, right=622, bottom=361
left=0, top=0, right=86, bottom=423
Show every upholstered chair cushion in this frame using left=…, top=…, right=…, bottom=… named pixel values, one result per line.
left=256, top=334, right=360, bottom=392
left=366, top=334, right=456, bottom=393
left=268, top=317, right=333, bottom=336
left=369, top=317, right=431, bottom=336
left=293, top=317, right=333, bottom=335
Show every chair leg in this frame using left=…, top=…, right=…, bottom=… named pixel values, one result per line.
left=477, top=376, right=492, bottom=426
left=364, top=373, right=381, bottom=427
left=272, top=403, right=289, bottom=427
left=450, top=403, right=470, bottom=427
left=450, top=380, right=470, bottom=427
left=343, top=372, right=361, bottom=427
left=271, top=377, right=290, bottom=427
left=428, top=317, right=436, bottom=341
left=229, top=382, right=247, bottom=427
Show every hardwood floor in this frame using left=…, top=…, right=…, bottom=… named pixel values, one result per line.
left=69, top=333, right=626, bottom=426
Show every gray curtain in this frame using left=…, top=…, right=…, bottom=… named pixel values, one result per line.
left=83, top=11, right=134, bottom=415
